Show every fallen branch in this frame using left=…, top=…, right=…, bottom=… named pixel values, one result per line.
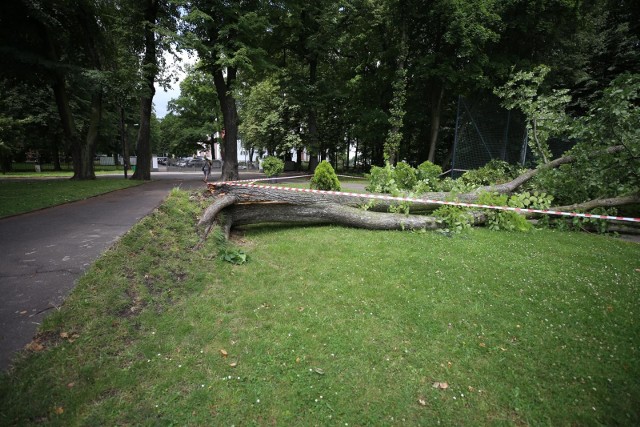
left=197, top=145, right=635, bottom=238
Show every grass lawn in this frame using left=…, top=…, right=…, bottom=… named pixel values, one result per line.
left=0, top=189, right=639, bottom=425
left=0, top=178, right=144, bottom=218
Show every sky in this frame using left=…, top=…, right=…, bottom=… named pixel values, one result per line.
left=153, top=50, right=198, bottom=118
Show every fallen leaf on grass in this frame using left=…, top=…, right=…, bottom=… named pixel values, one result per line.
left=229, top=362, right=237, bottom=368
left=220, top=349, right=228, bottom=358
left=54, top=407, right=64, bottom=415
left=25, top=341, right=44, bottom=352
left=432, top=382, right=449, bottom=390
left=418, top=397, right=427, bottom=406
left=60, top=332, right=69, bottom=339
left=67, top=382, right=75, bottom=388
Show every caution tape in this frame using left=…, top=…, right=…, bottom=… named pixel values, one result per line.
left=211, top=180, right=640, bottom=224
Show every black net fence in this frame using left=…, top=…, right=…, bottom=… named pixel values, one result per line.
left=450, top=95, right=529, bottom=178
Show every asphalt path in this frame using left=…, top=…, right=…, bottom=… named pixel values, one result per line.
left=0, top=171, right=263, bottom=372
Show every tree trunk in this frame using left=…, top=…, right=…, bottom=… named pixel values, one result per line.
left=197, top=145, right=636, bottom=239
left=71, top=92, right=101, bottom=180
left=119, top=106, right=129, bottom=178
left=47, top=37, right=81, bottom=177
left=218, top=203, right=444, bottom=238
left=427, top=84, right=444, bottom=163
left=131, top=0, right=159, bottom=181
left=296, top=148, right=303, bottom=171
left=307, top=55, right=320, bottom=172
left=51, top=138, right=62, bottom=171
left=213, top=66, right=239, bottom=182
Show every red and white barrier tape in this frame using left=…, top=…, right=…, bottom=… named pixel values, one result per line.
left=211, top=180, right=640, bottom=223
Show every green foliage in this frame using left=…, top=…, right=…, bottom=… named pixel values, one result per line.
left=413, top=161, right=444, bottom=193
left=384, top=55, right=408, bottom=163
left=433, top=205, right=473, bottom=234
left=494, top=65, right=571, bottom=164
left=508, top=191, right=553, bottom=210
left=238, top=76, right=302, bottom=156
left=262, top=156, right=284, bottom=177
left=535, top=73, right=640, bottom=205
left=459, top=159, right=523, bottom=187
left=417, top=161, right=442, bottom=181
left=393, top=162, right=417, bottom=190
left=477, top=192, right=532, bottom=232
left=161, top=65, right=221, bottom=155
left=538, top=207, right=618, bottom=235
left=310, top=160, right=341, bottom=191
left=359, top=199, right=378, bottom=211
left=219, top=247, right=248, bottom=265
left=366, top=164, right=397, bottom=193
left=388, top=200, right=411, bottom=216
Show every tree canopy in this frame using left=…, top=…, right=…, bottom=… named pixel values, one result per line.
left=1, top=0, right=637, bottom=191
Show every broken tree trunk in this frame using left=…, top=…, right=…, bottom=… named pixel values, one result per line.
left=198, top=145, right=637, bottom=238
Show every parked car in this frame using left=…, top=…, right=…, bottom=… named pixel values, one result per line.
left=187, top=157, right=206, bottom=168
left=176, top=157, right=190, bottom=167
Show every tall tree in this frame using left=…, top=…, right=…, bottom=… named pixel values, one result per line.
left=131, top=0, right=160, bottom=180
left=182, top=0, right=270, bottom=181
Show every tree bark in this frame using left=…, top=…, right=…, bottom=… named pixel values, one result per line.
left=213, top=66, right=239, bottom=182
left=131, top=0, right=159, bottom=181
left=71, top=92, right=101, bottom=180
left=217, top=203, right=445, bottom=238
left=119, top=106, right=130, bottom=179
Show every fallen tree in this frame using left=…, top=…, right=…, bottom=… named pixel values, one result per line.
left=198, top=145, right=639, bottom=239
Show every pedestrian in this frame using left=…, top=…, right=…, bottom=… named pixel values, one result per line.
left=203, top=158, right=212, bottom=182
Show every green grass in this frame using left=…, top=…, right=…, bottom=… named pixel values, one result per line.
left=1, top=189, right=639, bottom=425
left=0, top=178, right=144, bottom=218
left=5, top=162, right=129, bottom=175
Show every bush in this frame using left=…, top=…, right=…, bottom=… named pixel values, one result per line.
left=366, top=164, right=397, bottom=193
left=394, top=162, right=417, bottom=190
left=262, top=156, right=284, bottom=177
left=416, top=161, right=442, bottom=181
left=310, top=160, right=341, bottom=191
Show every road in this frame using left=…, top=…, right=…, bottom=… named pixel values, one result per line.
left=0, top=171, right=261, bottom=371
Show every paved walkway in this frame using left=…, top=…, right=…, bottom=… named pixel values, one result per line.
left=0, top=171, right=262, bottom=371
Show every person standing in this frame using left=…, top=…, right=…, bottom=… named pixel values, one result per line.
left=203, top=158, right=212, bottom=182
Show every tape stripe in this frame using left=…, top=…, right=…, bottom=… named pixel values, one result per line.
left=212, top=181, right=640, bottom=223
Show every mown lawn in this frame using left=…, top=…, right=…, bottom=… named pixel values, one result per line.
left=0, top=189, right=638, bottom=425
left=0, top=178, right=143, bottom=218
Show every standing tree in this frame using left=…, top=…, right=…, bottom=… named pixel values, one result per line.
left=182, top=0, right=270, bottom=181
left=131, top=0, right=159, bottom=180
